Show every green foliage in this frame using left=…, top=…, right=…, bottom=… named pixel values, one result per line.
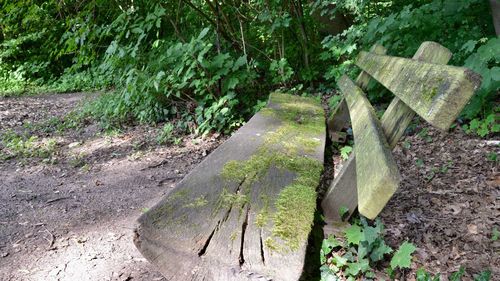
left=416, top=266, right=490, bottom=281
left=491, top=227, right=499, bottom=241
left=416, top=268, right=440, bottom=281
left=320, top=218, right=403, bottom=280
left=0, top=0, right=330, bottom=134
left=461, top=38, right=500, bottom=121
left=390, top=241, right=416, bottom=270
left=156, top=123, right=176, bottom=145
left=316, top=0, right=497, bottom=135
left=2, top=0, right=496, bottom=136
left=0, top=130, right=57, bottom=160
left=449, top=267, right=466, bottom=281
left=328, top=94, right=343, bottom=109
left=340, top=145, right=352, bottom=160
left=270, top=58, right=295, bottom=85
left=338, top=206, right=349, bottom=221
left=474, top=270, right=492, bottom=281
left=462, top=112, right=499, bottom=137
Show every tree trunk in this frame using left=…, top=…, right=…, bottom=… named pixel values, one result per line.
left=490, top=0, right=500, bottom=36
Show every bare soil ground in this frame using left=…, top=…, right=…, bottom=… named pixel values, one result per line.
left=0, top=93, right=225, bottom=281
left=0, top=93, right=498, bottom=281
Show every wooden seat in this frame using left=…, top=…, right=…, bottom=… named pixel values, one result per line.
left=134, top=93, right=326, bottom=281
left=322, top=41, right=482, bottom=222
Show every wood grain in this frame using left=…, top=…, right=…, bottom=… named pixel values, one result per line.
left=135, top=93, right=326, bottom=281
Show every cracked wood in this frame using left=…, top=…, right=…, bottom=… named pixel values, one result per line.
left=134, top=93, right=325, bottom=281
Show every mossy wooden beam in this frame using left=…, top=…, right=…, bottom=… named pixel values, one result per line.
left=338, top=75, right=400, bottom=219
left=134, top=93, right=325, bottom=281
left=356, top=50, right=482, bottom=130
left=327, top=45, right=387, bottom=142
left=322, top=42, right=453, bottom=222
left=381, top=42, right=453, bottom=147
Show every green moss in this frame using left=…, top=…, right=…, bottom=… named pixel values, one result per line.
left=270, top=184, right=317, bottom=251
left=219, top=92, right=325, bottom=252
left=422, top=87, right=438, bottom=102
left=264, top=237, right=281, bottom=251
left=230, top=231, right=238, bottom=241
left=183, top=196, right=208, bottom=208
left=221, top=188, right=249, bottom=207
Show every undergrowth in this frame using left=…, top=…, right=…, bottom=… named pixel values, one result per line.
left=320, top=216, right=493, bottom=280
left=1, top=0, right=496, bottom=136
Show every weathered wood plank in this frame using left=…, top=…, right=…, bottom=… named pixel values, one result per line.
left=355, top=50, right=482, bottom=130
left=322, top=42, right=453, bottom=222
left=134, top=93, right=326, bottom=281
left=381, top=42, right=453, bottom=147
left=338, top=75, right=400, bottom=219
left=327, top=45, right=387, bottom=141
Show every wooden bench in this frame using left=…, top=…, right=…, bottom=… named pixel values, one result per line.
left=134, top=93, right=326, bottom=281
left=321, top=41, right=482, bottom=223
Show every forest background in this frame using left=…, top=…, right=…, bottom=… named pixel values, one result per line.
left=0, top=0, right=498, bottom=136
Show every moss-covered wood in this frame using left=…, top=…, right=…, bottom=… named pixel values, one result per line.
left=322, top=42, right=453, bottom=222
left=134, top=93, right=325, bottom=281
left=327, top=45, right=387, bottom=142
left=338, top=75, right=401, bottom=219
left=356, top=50, right=482, bottom=131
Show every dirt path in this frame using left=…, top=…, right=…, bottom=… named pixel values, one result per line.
left=0, top=93, right=225, bottom=280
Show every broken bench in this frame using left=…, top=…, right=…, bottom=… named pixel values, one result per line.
left=322, top=41, right=482, bottom=222
left=134, top=93, right=326, bottom=281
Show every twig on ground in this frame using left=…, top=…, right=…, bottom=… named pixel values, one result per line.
left=41, top=228, right=55, bottom=249
left=46, top=197, right=70, bottom=204
left=141, top=159, right=169, bottom=170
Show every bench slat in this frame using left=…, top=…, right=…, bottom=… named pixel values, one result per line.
left=135, top=93, right=325, bottom=281
left=322, top=42, right=453, bottom=222
left=339, top=75, right=401, bottom=219
left=327, top=45, right=387, bottom=142
left=356, top=51, right=482, bottom=130
left=323, top=45, right=387, bottom=221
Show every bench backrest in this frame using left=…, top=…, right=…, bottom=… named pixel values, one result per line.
left=322, top=41, right=482, bottom=220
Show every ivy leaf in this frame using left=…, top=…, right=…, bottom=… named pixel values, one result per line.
left=345, top=258, right=370, bottom=277
left=390, top=241, right=416, bottom=269
left=226, top=77, right=239, bottom=90
left=340, top=146, right=352, bottom=160
left=233, top=55, right=247, bottom=70
left=322, top=235, right=342, bottom=253
left=331, top=254, right=348, bottom=268
left=344, top=224, right=362, bottom=245
left=370, top=240, right=393, bottom=262
left=460, top=40, right=477, bottom=54
left=320, top=265, right=340, bottom=281
left=363, top=225, right=379, bottom=245
left=357, top=242, right=369, bottom=259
